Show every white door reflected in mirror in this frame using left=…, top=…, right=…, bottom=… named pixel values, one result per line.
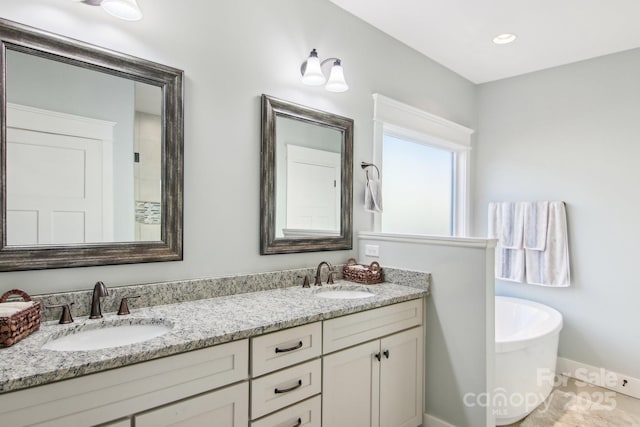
left=5, top=49, right=162, bottom=245
left=275, top=115, right=342, bottom=239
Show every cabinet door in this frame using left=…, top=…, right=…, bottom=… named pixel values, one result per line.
left=379, top=327, right=423, bottom=427
left=135, top=382, right=248, bottom=427
left=322, top=340, right=380, bottom=427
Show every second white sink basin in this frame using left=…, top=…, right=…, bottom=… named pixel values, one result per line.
left=42, top=323, right=172, bottom=352
left=314, top=285, right=375, bottom=300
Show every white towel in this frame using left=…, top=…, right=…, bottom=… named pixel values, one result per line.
left=525, top=202, right=570, bottom=287
left=365, top=177, right=382, bottom=213
left=494, top=247, right=526, bottom=283
left=488, top=202, right=525, bottom=283
left=499, top=202, right=525, bottom=249
left=0, top=301, right=33, bottom=317
left=523, top=201, right=549, bottom=250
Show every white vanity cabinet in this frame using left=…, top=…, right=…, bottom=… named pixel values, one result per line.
left=322, top=300, right=424, bottom=427
left=0, top=339, right=249, bottom=427
left=0, top=296, right=425, bottom=427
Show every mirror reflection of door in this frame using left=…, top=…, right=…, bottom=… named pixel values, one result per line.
left=5, top=49, right=162, bottom=245
left=6, top=104, right=114, bottom=245
left=7, top=128, right=104, bottom=245
left=274, top=115, right=343, bottom=239
left=284, top=145, right=341, bottom=237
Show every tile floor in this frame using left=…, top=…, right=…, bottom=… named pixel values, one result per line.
left=502, top=377, right=640, bottom=426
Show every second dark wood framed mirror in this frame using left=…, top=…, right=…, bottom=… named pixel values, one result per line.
left=261, top=95, right=353, bottom=254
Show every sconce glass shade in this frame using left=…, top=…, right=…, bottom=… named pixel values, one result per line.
left=325, top=60, right=349, bottom=92
left=101, top=0, right=143, bottom=21
left=301, top=49, right=326, bottom=86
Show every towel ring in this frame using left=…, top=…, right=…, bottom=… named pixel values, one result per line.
left=361, top=162, right=380, bottom=180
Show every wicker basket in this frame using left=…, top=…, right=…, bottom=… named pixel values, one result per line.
left=0, top=289, right=41, bottom=348
left=343, top=258, right=384, bottom=285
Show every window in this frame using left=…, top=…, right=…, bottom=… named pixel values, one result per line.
left=382, top=134, right=453, bottom=235
left=372, top=94, right=474, bottom=237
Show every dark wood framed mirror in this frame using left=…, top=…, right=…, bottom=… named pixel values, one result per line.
left=0, top=19, right=184, bottom=271
left=261, top=95, right=353, bottom=254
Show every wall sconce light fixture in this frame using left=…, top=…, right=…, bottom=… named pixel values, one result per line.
left=300, top=49, right=349, bottom=93
left=73, top=0, right=143, bottom=21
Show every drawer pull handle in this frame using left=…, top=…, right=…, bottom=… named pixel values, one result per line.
left=275, top=341, right=303, bottom=353
left=292, top=418, right=302, bottom=427
left=275, top=379, right=303, bottom=394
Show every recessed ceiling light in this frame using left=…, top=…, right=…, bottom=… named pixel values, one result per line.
left=493, top=33, right=517, bottom=45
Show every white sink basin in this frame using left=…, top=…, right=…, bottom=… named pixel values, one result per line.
left=42, top=323, right=172, bottom=352
left=314, top=286, right=375, bottom=300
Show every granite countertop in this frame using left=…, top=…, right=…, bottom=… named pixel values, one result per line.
left=0, top=281, right=427, bottom=394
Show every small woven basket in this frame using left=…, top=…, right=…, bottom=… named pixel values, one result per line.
left=0, top=289, right=41, bottom=348
left=343, top=258, right=384, bottom=285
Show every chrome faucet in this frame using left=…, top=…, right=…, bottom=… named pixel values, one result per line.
left=89, top=281, right=109, bottom=319
left=314, top=261, right=335, bottom=286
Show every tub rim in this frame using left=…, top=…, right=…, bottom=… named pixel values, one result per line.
left=495, top=296, right=563, bottom=353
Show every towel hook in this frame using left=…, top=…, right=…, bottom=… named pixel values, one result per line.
left=361, top=162, right=380, bottom=180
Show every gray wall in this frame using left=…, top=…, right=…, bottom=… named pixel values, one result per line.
left=474, top=48, right=640, bottom=379
left=6, top=50, right=136, bottom=241
left=0, top=0, right=475, bottom=294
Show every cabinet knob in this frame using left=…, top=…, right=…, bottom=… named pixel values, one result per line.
left=374, top=352, right=381, bottom=361
left=383, top=349, right=390, bottom=359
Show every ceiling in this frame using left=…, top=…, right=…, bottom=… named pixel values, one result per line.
left=328, top=0, right=640, bottom=83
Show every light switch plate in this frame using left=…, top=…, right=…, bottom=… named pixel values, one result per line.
left=365, top=245, right=380, bottom=257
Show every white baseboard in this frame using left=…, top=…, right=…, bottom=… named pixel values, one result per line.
left=423, top=413, right=456, bottom=427
left=557, top=357, right=640, bottom=400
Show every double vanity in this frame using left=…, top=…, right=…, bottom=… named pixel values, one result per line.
left=0, top=280, right=427, bottom=427
left=0, top=18, right=427, bottom=427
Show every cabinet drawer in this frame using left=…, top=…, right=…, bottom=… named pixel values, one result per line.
left=0, top=339, right=249, bottom=427
left=135, top=382, right=248, bottom=427
left=251, top=359, right=321, bottom=419
left=252, top=322, right=321, bottom=377
left=251, top=395, right=321, bottom=427
left=323, top=299, right=423, bottom=354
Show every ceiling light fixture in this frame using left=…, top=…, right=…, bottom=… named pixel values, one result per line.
left=74, top=0, right=143, bottom=21
left=300, top=49, right=349, bottom=93
left=493, top=33, right=517, bottom=45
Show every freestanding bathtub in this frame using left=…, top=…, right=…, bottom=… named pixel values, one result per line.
left=494, top=296, right=563, bottom=425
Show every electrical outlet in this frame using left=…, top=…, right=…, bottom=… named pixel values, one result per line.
left=365, top=245, right=380, bottom=257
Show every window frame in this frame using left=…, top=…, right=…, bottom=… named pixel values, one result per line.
left=371, top=94, right=474, bottom=237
